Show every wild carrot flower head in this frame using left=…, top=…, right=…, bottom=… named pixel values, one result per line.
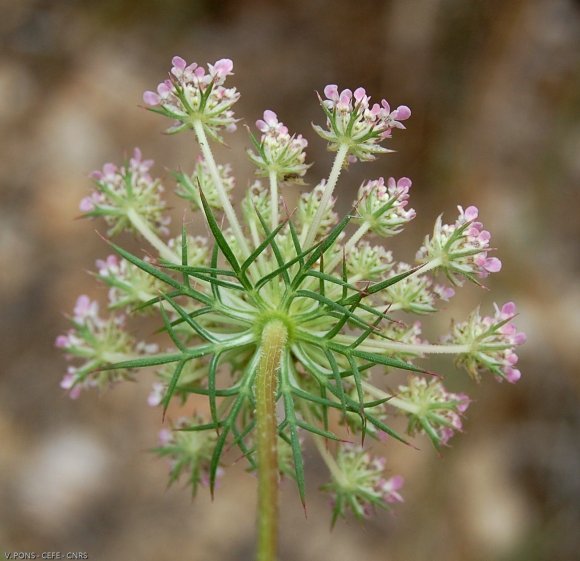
left=445, top=301, right=526, bottom=383
left=81, top=148, right=168, bottom=237
left=57, top=56, right=525, bottom=527
left=416, top=205, right=501, bottom=285
left=143, top=56, right=239, bottom=138
left=396, top=377, right=470, bottom=448
left=248, top=110, right=310, bottom=182
left=354, top=177, right=416, bottom=237
left=380, top=262, right=454, bottom=314
left=313, top=85, right=411, bottom=162
left=96, top=254, right=164, bottom=312
left=322, top=445, right=404, bottom=523
left=56, top=295, right=156, bottom=398
left=154, top=415, right=220, bottom=496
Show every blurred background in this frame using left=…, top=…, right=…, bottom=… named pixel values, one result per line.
left=1, top=1, right=579, bottom=560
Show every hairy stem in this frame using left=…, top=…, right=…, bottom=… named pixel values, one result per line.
left=408, top=257, right=442, bottom=280
left=255, top=320, right=288, bottom=561
left=269, top=170, right=279, bottom=230
left=362, top=381, right=420, bottom=415
left=303, top=143, right=348, bottom=248
left=127, top=209, right=178, bottom=263
left=333, top=335, right=472, bottom=355
left=192, top=120, right=251, bottom=259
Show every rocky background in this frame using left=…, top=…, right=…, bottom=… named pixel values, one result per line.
left=1, top=1, right=579, bottom=560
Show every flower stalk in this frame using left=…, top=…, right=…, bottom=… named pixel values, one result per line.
left=302, top=143, right=348, bottom=247
left=193, top=119, right=251, bottom=259
left=126, top=208, right=177, bottom=263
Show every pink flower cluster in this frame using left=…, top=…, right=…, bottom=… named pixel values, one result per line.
left=249, top=110, right=309, bottom=181
left=313, top=86, right=410, bottom=162
left=143, top=56, right=239, bottom=136
left=154, top=416, right=221, bottom=495
left=447, top=301, right=526, bottom=383
left=144, top=57, right=233, bottom=106
left=55, top=295, right=154, bottom=398
left=324, top=444, right=404, bottom=521
left=322, top=85, right=411, bottom=134
left=81, top=149, right=168, bottom=237
left=355, top=177, right=416, bottom=237
left=96, top=254, right=163, bottom=311
left=416, top=205, right=501, bottom=285
left=396, top=377, right=471, bottom=446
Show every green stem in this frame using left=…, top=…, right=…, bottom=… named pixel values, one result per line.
left=127, top=209, right=178, bottom=263
left=362, top=381, right=420, bottom=415
left=408, top=257, right=442, bottom=280
left=302, top=143, right=348, bottom=248
left=332, top=334, right=471, bottom=355
left=192, top=120, right=251, bottom=259
left=269, top=170, right=279, bottom=230
left=255, top=320, right=288, bottom=561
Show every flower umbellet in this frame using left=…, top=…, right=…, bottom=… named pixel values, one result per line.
left=57, top=56, right=525, bottom=561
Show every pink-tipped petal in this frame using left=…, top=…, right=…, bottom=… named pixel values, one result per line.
left=354, top=87, right=366, bottom=102
left=514, top=332, right=527, bottom=345
left=263, top=109, right=278, bottom=125
left=55, top=335, right=68, bottom=348
left=323, top=84, right=338, bottom=100
left=398, top=177, right=412, bottom=189
left=501, top=302, right=517, bottom=316
left=213, top=58, right=233, bottom=76
left=485, top=257, right=502, bottom=273
left=143, top=91, right=160, bottom=106
left=171, top=56, right=187, bottom=70
left=395, top=105, right=411, bottom=120
left=79, top=197, right=94, bottom=212
left=506, top=368, right=521, bottom=383
left=464, top=205, right=479, bottom=221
